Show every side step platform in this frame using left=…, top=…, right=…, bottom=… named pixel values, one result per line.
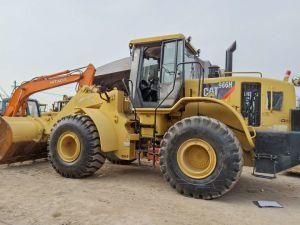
left=253, top=131, right=300, bottom=178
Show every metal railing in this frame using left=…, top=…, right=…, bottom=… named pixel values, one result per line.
left=223, top=71, right=263, bottom=78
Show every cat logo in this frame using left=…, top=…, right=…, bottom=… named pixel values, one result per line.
left=203, top=81, right=235, bottom=100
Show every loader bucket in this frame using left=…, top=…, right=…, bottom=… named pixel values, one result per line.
left=0, top=117, right=47, bottom=164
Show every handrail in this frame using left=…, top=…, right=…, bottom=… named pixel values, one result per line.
left=223, top=71, right=263, bottom=78
left=248, top=126, right=256, bottom=139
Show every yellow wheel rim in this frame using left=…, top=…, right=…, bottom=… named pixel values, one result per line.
left=57, top=131, right=81, bottom=162
left=177, top=138, right=217, bottom=179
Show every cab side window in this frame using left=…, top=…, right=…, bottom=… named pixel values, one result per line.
left=139, top=45, right=161, bottom=102
left=184, top=47, right=201, bottom=80
left=161, top=41, right=177, bottom=83
left=267, top=91, right=283, bottom=111
left=140, top=46, right=160, bottom=84
left=159, top=40, right=184, bottom=107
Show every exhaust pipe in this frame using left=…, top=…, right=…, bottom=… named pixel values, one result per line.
left=225, top=41, right=237, bottom=73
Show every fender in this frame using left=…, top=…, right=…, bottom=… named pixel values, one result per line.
left=174, top=97, right=255, bottom=151
left=80, top=107, right=118, bottom=152
left=137, top=97, right=255, bottom=151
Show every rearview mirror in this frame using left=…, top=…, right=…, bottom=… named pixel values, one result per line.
left=292, top=77, right=300, bottom=86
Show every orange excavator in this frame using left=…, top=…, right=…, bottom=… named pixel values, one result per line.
left=0, top=64, right=96, bottom=164
left=3, top=64, right=95, bottom=117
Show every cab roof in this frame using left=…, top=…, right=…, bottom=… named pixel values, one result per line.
left=129, top=33, right=197, bottom=54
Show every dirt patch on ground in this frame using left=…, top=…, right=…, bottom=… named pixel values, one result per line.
left=0, top=160, right=299, bottom=225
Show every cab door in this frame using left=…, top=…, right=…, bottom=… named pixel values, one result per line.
left=159, top=40, right=184, bottom=107
left=132, top=39, right=184, bottom=108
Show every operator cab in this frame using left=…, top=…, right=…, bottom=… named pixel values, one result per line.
left=52, top=96, right=71, bottom=112
left=0, top=98, right=41, bottom=117
left=129, top=34, right=204, bottom=108
left=26, top=99, right=41, bottom=117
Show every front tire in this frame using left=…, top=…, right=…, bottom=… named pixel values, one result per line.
left=160, top=116, right=243, bottom=199
left=48, top=115, right=106, bottom=178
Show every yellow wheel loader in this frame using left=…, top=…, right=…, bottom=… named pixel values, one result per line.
left=1, top=34, right=300, bottom=199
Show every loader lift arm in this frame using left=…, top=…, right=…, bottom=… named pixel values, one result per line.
left=4, top=64, right=96, bottom=117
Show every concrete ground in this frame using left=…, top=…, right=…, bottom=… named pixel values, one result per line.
left=0, top=160, right=299, bottom=225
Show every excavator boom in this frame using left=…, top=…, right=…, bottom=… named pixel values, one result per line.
left=4, top=64, right=95, bottom=117
left=0, top=64, right=96, bottom=164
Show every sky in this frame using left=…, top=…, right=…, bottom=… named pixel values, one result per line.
left=0, top=0, right=300, bottom=107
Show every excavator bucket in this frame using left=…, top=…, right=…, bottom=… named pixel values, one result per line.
left=0, top=117, right=47, bottom=164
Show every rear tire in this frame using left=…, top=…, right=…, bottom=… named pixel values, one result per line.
left=159, top=116, right=243, bottom=199
left=48, top=115, right=106, bottom=178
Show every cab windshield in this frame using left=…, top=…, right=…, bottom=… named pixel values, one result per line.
left=132, top=39, right=204, bottom=108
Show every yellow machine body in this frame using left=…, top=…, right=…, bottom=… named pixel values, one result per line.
left=0, top=33, right=298, bottom=174
left=0, top=33, right=299, bottom=200
left=0, top=116, right=47, bottom=163
left=0, top=87, right=141, bottom=164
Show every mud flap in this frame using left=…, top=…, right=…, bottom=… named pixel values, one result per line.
left=253, top=131, right=300, bottom=178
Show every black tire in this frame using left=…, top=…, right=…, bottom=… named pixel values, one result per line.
left=159, top=116, right=243, bottom=199
left=48, top=115, right=106, bottom=178
left=106, top=152, right=136, bottom=165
